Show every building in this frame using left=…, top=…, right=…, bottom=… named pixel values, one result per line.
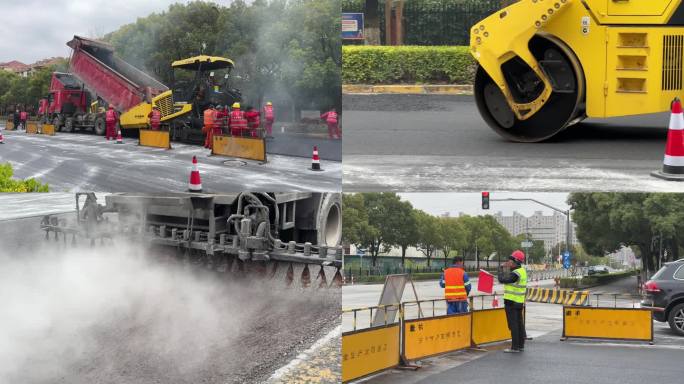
left=493, top=210, right=579, bottom=254
left=0, top=60, right=29, bottom=76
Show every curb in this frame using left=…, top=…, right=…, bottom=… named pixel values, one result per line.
left=342, top=84, right=473, bottom=95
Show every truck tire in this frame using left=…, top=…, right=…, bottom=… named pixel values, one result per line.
left=94, top=117, right=105, bottom=136
left=52, top=116, right=62, bottom=132
left=63, top=117, right=74, bottom=132
left=668, top=303, right=684, bottom=336
left=316, top=193, right=342, bottom=247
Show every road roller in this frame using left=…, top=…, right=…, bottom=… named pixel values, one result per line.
left=471, top=0, right=684, bottom=142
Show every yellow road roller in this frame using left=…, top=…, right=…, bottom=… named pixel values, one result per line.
left=471, top=0, right=684, bottom=142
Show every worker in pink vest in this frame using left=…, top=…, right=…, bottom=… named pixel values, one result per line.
left=148, top=105, right=161, bottom=130
left=263, top=102, right=274, bottom=137
left=229, top=102, right=248, bottom=137
left=244, top=106, right=261, bottom=138
left=105, top=105, right=118, bottom=140
left=19, top=110, right=28, bottom=131
left=320, top=108, right=339, bottom=139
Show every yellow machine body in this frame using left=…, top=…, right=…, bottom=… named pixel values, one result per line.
left=471, top=0, right=684, bottom=140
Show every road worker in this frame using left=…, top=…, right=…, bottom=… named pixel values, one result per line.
left=498, top=250, right=528, bottom=353
left=13, top=109, right=20, bottom=130
left=20, top=109, right=28, bottom=131
left=213, top=105, right=226, bottom=141
left=244, top=106, right=261, bottom=138
left=320, top=107, right=339, bottom=139
left=229, top=102, right=247, bottom=137
left=203, top=104, right=217, bottom=149
left=263, top=101, right=275, bottom=137
left=105, top=105, right=118, bottom=140
left=439, top=256, right=471, bottom=314
left=148, top=105, right=161, bottom=131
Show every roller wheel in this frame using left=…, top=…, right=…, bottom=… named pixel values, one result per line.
left=63, top=117, right=74, bottom=132
left=474, top=37, right=585, bottom=142
left=52, top=116, right=62, bottom=132
left=94, top=117, right=106, bottom=136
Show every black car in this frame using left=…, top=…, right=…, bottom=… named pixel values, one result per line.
left=641, top=260, right=684, bottom=335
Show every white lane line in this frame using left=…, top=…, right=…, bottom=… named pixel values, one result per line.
left=267, top=324, right=341, bottom=382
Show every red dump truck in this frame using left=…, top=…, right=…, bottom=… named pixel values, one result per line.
left=38, top=72, right=106, bottom=133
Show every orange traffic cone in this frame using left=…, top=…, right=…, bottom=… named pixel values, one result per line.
left=492, top=294, right=499, bottom=308
left=116, top=129, right=123, bottom=144
left=310, top=146, right=322, bottom=171
left=652, top=97, right=684, bottom=180
left=188, top=156, right=202, bottom=193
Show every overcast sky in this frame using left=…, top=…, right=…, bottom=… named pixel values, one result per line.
left=397, top=192, right=571, bottom=217
left=0, top=0, right=234, bottom=63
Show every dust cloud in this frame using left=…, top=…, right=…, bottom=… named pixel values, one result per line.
left=0, top=241, right=339, bottom=383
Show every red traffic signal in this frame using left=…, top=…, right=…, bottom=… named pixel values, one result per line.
left=482, top=192, right=490, bottom=210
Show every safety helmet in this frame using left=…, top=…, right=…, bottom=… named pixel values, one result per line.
left=232, top=102, right=240, bottom=109
left=510, top=250, right=525, bottom=263
left=152, top=104, right=159, bottom=109
left=266, top=101, right=272, bottom=106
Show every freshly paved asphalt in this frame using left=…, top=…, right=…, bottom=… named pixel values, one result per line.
left=342, top=94, right=684, bottom=192
left=0, top=128, right=341, bottom=192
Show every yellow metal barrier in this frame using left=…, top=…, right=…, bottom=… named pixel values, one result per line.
left=139, top=129, right=171, bottom=149
left=403, top=313, right=472, bottom=361
left=342, top=324, right=400, bottom=383
left=5, top=121, right=14, bottom=130
left=42, top=124, right=56, bottom=136
left=212, top=135, right=266, bottom=162
left=471, top=308, right=511, bottom=346
left=26, top=121, right=38, bottom=134
left=562, top=306, right=653, bottom=342
left=527, top=287, right=590, bottom=306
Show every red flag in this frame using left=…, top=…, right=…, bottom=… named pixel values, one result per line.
left=478, top=269, right=494, bottom=294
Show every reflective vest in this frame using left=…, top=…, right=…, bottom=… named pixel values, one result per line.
left=20, top=111, right=27, bottom=121
left=203, top=108, right=216, bottom=128
left=230, top=109, right=247, bottom=129
left=149, top=109, right=161, bottom=126
left=105, top=109, right=116, bottom=123
left=326, top=111, right=338, bottom=124
left=503, top=267, right=528, bottom=304
left=444, top=267, right=467, bottom=302
left=264, top=105, right=274, bottom=121
left=246, top=111, right=260, bottom=129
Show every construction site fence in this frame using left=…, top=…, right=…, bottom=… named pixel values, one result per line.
left=346, top=266, right=582, bottom=283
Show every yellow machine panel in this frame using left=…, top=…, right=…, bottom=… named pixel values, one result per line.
left=139, top=129, right=171, bottom=149
left=563, top=306, right=653, bottom=342
left=342, top=325, right=400, bottom=383
left=120, top=102, right=153, bottom=129
left=26, top=121, right=38, bottom=134
left=471, top=308, right=511, bottom=346
left=212, top=135, right=267, bottom=162
left=403, top=313, right=471, bottom=361
left=6, top=121, right=14, bottom=130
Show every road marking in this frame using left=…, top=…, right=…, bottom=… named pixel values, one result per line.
left=267, top=324, right=341, bottom=382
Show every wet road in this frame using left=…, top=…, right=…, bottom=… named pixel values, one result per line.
left=0, top=129, right=341, bottom=192
left=342, top=94, right=684, bottom=192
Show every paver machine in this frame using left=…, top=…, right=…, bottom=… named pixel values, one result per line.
left=40, top=192, right=343, bottom=287
left=471, top=0, right=684, bottom=142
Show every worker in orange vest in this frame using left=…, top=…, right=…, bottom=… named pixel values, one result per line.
left=244, top=106, right=261, bottom=138
left=105, top=105, right=118, bottom=140
left=203, top=104, right=217, bottom=149
left=229, top=102, right=247, bottom=137
left=263, top=101, right=274, bottom=137
left=148, top=105, right=161, bottom=130
left=439, top=256, right=471, bottom=314
left=320, top=107, right=339, bottom=139
left=213, top=105, right=226, bottom=140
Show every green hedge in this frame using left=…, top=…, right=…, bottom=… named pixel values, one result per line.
left=0, top=163, right=49, bottom=192
left=342, top=45, right=476, bottom=84
left=349, top=269, right=494, bottom=284
left=560, top=270, right=636, bottom=289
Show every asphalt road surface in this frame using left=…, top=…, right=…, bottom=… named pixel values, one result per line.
left=0, top=128, right=341, bottom=192
left=343, top=94, right=684, bottom=192
left=0, top=204, right=341, bottom=384
left=345, top=275, right=684, bottom=383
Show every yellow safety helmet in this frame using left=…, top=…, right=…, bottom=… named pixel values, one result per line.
left=266, top=101, right=272, bottom=106
left=232, top=102, right=241, bottom=109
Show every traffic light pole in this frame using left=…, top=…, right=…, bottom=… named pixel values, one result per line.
left=490, top=198, right=572, bottom=261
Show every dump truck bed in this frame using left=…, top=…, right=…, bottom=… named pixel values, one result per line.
left=67, top=35, right=168, bottom=112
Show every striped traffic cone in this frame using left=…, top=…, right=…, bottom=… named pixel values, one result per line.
left=652, top=97, right=684, bottom=180
left=188, top=156, right=202, bottom=193
left=310, top=146, right=322, bottom=171
left=116, top=129, right=123, bottom=144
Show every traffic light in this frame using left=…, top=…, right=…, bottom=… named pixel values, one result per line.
left=482, top=191, right=490, bottom=210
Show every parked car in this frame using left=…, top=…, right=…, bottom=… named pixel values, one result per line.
left=640, top=260, right=684, bottom=336
left=588, top=265, right=609, bottom=275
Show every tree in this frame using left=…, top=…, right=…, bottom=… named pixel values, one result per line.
left=364, top=0, right=381, bottom=45
left=438, top=217, right=466, bottom=267
left=342, top=193, right=379, bottom=252
left=385, top=199, right=418, bottom=267
left=415, top=210, right=442, bottom=267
